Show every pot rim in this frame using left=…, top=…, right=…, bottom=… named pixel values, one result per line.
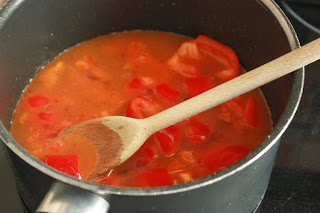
left=0, top=0, right=304, bottom=196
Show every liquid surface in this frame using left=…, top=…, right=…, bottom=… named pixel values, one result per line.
left=10, top=31, right=273, bottom=187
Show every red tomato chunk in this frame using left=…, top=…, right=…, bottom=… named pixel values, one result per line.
left=10, top=31, right=273, bottom=187
left=199, top=146, right=250, bottom=173
left=131, top=168, right=173, bottom=187
left=155, top=84, right=180, bottom=103
left=185, top=76, right=214, bottom=97
left=155, top=125, right=181, bottom=156
left=45, top=155, right=81, bottom=179
left=242, top=98, right=259, bottom=128
left=38, top=112, right=54, bottom=121
left=135, top=146, right=156, bottom=167
left=128, top=78, right=146, bottom=92
left=195, top=35, right=240, bottom=80
left=28, top=95, right=50, bottom=107
left=187, top=117, right=211, bottom=144
left=126, top=96, right=161, bottom=119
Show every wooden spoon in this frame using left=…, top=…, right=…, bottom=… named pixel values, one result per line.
left=60, top=38, right=320, bottom=180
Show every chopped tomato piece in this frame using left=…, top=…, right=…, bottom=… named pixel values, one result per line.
left=28, top=95, right=50, bottom=107
left=216, top=106, right=235, bottom=123
left=135, top=146, right=155, bottom=167
left=176, top=172, right=193, bottom=183
left=98, top=171, right=126, bottom=187
left=167, top=39, right=202, bottom=77
left=187, top=117, right=211, bottom=144
left=75, top=55, right=111, bottom=81
left=125, top=41, right=147, bottom=59
left=45, top=155, right=81, bottom=179
left=225, top=97, right=245, bottom=117
left=29, top=112, right=60, bottom=137
left=180, top=150, right=197, bottom=165
left=168, top=160, right=185, bottom=174
left=215, top=69, right=239, bottom=81
left=131, top=168, right=173, bottom=187
left=176, top=39, right=202, bottom=60
left=155, top=83, right=180, bottom=103
left=123, top=41, right=150, bottom=69
left=168, top=160, right=194, bottom=184
left=195, top=35, right=239, bottom=80
left=38, top=112, right=54, bottom=121
left=155, top=124, right=181, bottom=156
left=140, top=76, right=155, bottom=87
left=217, top=97, right=245, bottom=123
left=126, top=96, right=162, bottom=119
left=128, top=78, right=146, bottom=92
left=199, top=146, right=250, bottom=173
left=41, top=61, right=64, bottom=86
left=185, top=76, right=214, bottom=97
left=168, top=54, right=199, bottom=77
left=242, top=98, right=259, bottom=128
left=33, top=111, right=59, bottom=132
left=75, top=55, right=95, bottom=70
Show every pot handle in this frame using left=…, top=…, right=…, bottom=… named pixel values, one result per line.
left=36, top=182, right=110, bottom=213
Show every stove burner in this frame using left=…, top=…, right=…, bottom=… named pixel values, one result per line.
left=280, top=1, right=320, bottom=35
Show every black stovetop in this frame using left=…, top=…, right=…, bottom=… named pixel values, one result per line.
left=259, top=1, right=320, bottom=212
left=0, top=1, right=319, bottom=213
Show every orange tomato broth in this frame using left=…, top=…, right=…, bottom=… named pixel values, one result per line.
left=10, top=31, right=272, bottom=187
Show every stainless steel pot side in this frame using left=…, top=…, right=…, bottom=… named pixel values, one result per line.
left=0, top=0, right=304, bottom=212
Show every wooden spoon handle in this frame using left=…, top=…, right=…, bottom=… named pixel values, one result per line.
left=143, top=38, right=320, bottom=134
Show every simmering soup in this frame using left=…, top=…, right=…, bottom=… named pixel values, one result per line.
left=10, top=31, right=272, bottom=187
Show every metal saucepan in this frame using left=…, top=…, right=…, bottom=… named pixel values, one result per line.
left=0, top=0, right=303, bottom=212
